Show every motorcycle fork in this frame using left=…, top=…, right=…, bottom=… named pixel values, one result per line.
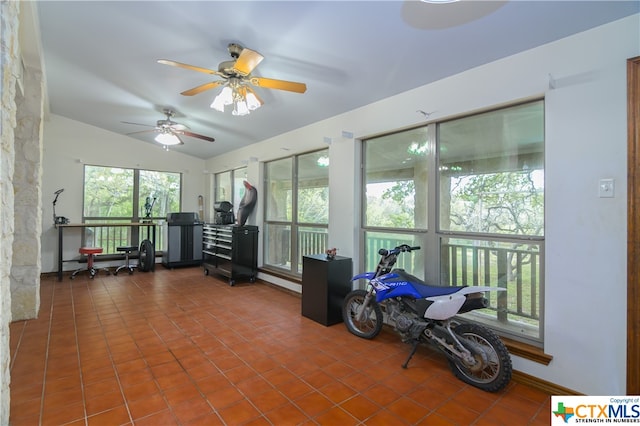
left=355, top=287, right=376, bottom=322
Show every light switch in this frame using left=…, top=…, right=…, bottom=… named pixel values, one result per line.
left=599, top=178, right=615, bottom=198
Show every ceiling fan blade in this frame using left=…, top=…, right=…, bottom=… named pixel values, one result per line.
left=179, top=130, right=215, bottom=143
left=249, top=76, right=307, bottom=93
left=181, top=81, right=225, bottom=96
left=122, top=121, right=155, bottom=128
left=170, top=123, right=189, bottom=131
left=233, top=48, right=264, bottom=76
left=157, top=59, right=222, bottom=76
left=126, top=129, right=159, bottom=136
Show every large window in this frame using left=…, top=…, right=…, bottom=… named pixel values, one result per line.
left=264, top=149, right=329, bottom=274
left=215, top=170, right=232, bottom=203
left=232, top=167, right=248, bottom=207
left=361, top=100, right=544, bottom=344
left=438, top=101, right=544, bottom=237
left=363, top=127, right=429, bottom=278
left=364, top=127, right=429, bottom=230
left=83, top=165, right=181, bottom=253
left=214, top=167, right=248, bottom=219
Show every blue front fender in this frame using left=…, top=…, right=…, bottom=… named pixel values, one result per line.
left=352, top=272, right=376, bottom=281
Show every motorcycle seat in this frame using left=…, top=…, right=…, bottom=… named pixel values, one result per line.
left=393, top=269, right=467, bottom=298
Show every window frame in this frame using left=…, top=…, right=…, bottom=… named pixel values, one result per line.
left=214, top=167, right=248, bottom=217
left=263, top=148, right=329, bottom=276
left=81, top=164, right=182, bottom=254
left=360, top=99, right=545, bottom=346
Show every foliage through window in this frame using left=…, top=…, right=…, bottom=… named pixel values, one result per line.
left=215, top=170, right=232, bottom=203
left=84, top=165, right=180, bottom=220
left=264, top=149, right=329, bottom=274
left=362, top=100, right=544, bottom=344
left=439, top=101, right=544, bottom=237
left=214, top=167, right=248, bottom=219
left=364, top=127, right=428, bottom=230
left=83, top=165, right=181, bottom=254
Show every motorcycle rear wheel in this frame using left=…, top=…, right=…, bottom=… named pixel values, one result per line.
left=342, top=290, right=383, bottom=339
left=448, top=323, right=512, bottom=392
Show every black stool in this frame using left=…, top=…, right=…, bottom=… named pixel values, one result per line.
left=114, top=246, right=138, bottom=275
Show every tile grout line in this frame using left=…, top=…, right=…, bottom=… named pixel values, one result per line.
left=38, top=279, right=57, bottom=426
left=157, top=295, right=287, bottom=424
left=527, top=395, right=551, bottom=425
left=86, top=277, right=136, bottom=424
left=8, top=314, right=26, bottom=372
left=70, top=281, right=89, bottom=425
left=112, top=275, right=184, bottom=424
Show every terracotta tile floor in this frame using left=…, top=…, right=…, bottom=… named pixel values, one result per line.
left=10, top=267, right=551, bottom=425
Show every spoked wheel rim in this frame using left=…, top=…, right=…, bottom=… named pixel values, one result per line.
left=455, top=333, right=501, bottom=383
left=345, top=295, right=378, bottom=334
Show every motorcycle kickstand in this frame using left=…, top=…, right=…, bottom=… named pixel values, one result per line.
left=402, top=339, right=420, bottom=369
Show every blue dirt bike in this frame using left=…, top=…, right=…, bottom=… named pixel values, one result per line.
left=342, top=244, right=512, bottom=392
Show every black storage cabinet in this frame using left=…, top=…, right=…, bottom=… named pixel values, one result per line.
left=162, top=212, right=203, bottom=268
left=302, top=254, right=353, bottom=326
left=203, top=224, right=258, bottom=285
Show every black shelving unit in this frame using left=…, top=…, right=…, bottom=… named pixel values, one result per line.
left=202, top=224, right=258, bottom=285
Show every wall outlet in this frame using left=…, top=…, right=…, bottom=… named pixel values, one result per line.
left=599, top=178, right=615, bottom=198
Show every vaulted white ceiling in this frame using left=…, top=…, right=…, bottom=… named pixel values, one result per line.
left=27, top=1, right=638, bottom=159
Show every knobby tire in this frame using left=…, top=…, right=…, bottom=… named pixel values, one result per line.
left=448, top=323, right=512, bottom=392
left=342, top=290, right=383, bottom=339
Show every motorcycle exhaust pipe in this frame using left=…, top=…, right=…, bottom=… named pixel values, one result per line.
left=458, top=294, right=488, bottom=314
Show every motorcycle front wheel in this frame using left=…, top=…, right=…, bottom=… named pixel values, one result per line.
left=342, top=290, right=383, bottom=339
left=448, top=323, right=512, bottom=392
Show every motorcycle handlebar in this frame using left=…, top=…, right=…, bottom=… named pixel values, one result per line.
left=378, top=245, right=421, bottom=257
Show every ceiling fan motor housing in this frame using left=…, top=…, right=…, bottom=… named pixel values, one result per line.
left=219, top=60, right=237, bottom=75
left=228, top=43, right=244, bottom=59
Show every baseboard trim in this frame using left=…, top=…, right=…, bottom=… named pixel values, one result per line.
left=502, top=336, right=553, bottom=365
left=512, top=370, right=581, bottom=395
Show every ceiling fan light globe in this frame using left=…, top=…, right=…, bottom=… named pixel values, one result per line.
left=220, top=86, right=233, bottom=105
left=211, top=86, right=233, bottom=112
left=232, top=100, right=250, bottom=116
left=246, top=92, right=262, bottom=111
left=211, top=96, right=226, bottom=112
left=155, top=132, right=181, bottom=145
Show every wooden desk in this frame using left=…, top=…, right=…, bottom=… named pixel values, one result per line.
left=57, top=222, right=156, bottom=281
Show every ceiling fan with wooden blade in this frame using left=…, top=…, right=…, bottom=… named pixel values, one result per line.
left=122, top=109, right=215, bottom=146
left=158, top=43, right=307, bottom=99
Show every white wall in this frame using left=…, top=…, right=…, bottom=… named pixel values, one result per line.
left=41, top=115, right=206, bottom=272
left=203, top=15, right=640, bottom=395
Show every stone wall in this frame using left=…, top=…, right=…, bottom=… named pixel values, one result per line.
left=0, top=0, right=20, bottom=423
left=1, top=0, right=44, bottom=422
left=11, top=56, right=43, bottom=321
